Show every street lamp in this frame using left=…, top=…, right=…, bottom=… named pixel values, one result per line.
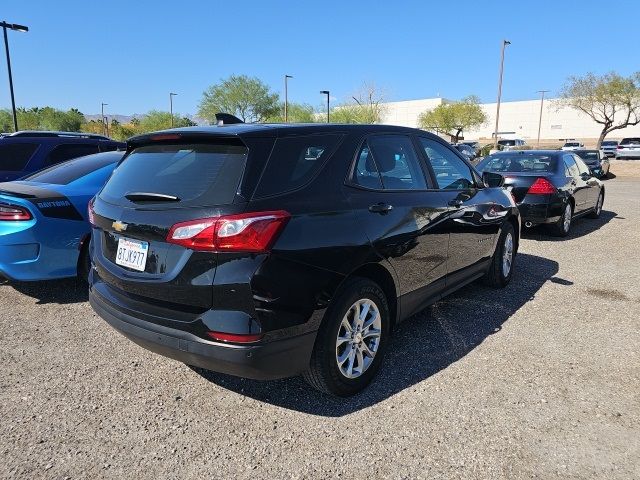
left=101, top=102, right=108, bottom=136
left=493, top=39, right=511, bottom=149
left=284, top=75, right=293, bottom=122
left=169, top=92, right=177, bottom=127
left=320, top=90, right=330, bottom=123
left=536, top=90, right=549, bottom=148
left=1, top=21, right=29, bottom=132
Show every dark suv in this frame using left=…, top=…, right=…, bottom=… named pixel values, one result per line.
left=0, top=131, right=124, bottom=181
left=88, top=124, right=520, bottom=396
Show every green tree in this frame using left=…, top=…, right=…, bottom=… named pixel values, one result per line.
left=330, top=83, right=388, bottom=124
left=559, top=72, right=640, bottom=148
left=418, top=95, right=486, bottom=143
left=267, top=102, right=317, bottom=123
left=198, top=74, right=280, bottom=123
left=137, top=110, right=196, bottom=132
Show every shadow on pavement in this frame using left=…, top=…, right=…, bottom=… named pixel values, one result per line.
left=193, top=252, right=560, bottom=416
left=522, top=209, right=617, bottom=242
left=7, top=278, right=88, bottom=305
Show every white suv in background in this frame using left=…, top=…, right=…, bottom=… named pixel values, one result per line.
left=561, top=141, right=585, bottom=151
left=497, top=138, right=526, bottom=151
left=615, top=137, right=640, bottom=160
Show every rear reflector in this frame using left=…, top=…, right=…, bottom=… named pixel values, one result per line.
left=0, top=203, right=32, bottom=221
left=206, top=331, right=263, bottom=343
left=167, top=210, right=290, bottom=253
left=527, top=177, right=557, bottom=195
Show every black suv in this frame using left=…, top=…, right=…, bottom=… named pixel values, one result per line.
left=0, top=131, right=124, bottom=182
left=89, top=124, right=519, bottom=396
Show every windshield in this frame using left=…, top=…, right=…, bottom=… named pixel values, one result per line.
left=99, top=142, right=248, bottom=206
left=497, top=140, right=516, bottom=146
left=24, top=152, right=122, bottom=185
left=564, top=142, right=579, bottom=147
left=478, top=154, right=558, bottom=173
left=574, top=151, right=600, bottom=164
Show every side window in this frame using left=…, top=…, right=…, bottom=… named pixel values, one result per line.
left=572, top=155, right=590, bottom=175
left=0, top=143, right=39, bottom=171
left=360, top=135, right=427, bottom=190
left=45, top=144, right=100, bottom=167
left=353, top=144, right=383, bottom=189
left=99, top=143, right=119, bottom=153
left=563, top=154, right=580, bottom=177
left=254, top=134, right=343, bottom=198
left=418, top=138, right=475, bottom=190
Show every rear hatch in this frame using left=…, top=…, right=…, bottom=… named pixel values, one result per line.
left=90, top=136, right=250, bottom=311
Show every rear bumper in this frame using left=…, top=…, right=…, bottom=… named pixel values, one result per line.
left=517, top=198, right=563, bottom=226
left=90, top=286, right=317, bottom=381
left=616, top=150, right=640, bottom=159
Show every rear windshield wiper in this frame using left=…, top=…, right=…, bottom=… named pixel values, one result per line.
left=124, top=192, right=180, bottom=202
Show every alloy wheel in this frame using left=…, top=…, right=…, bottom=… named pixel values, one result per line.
left=336, top=299, right=382, bottom=379
left=502, top=232, right=514, bottom=277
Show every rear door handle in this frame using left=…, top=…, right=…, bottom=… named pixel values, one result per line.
left=369, top=203, right=393, bottom=214
left=448, top=199, right=464, bottom=208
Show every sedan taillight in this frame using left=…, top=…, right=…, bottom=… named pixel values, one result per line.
left=167, top=210, right=290, bottom=253
left=527, top=178, right=557, bottom=195
left=0, top=203, right=32, bottom=221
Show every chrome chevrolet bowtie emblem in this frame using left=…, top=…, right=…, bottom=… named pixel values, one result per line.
left=112, top=220, right=128, bottom=232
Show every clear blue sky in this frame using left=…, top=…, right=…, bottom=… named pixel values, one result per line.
left=3, top=0, right=639, bottom=116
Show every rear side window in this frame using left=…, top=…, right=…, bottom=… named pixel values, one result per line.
left=45, top=144, right=100, bottom=166
left=0, top=143, right=39, bottom=171
left=563, top=155, right=580, bottom=177
left=99, top=143, right=248, bottom=206
left=24, top=152, right=121, bottom=185
left=254, top=134, right=342, bottom=198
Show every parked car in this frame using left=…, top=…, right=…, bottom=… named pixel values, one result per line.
left=88, top=123, right=520, bottom=396
left=453, top=143, right=476, bottom=161
left=498, top=139, right=526, bottom=150
left=615, top=137, right=640, bottom=159
left=0, top=151, right=123, bottom=281
left=601, top=140, right=618, bottom=158
left=476, top=150, right=604, bottom=236
left=0, top=131, right=124, bottom=182
left=460, top=141, right=481, bottom=155
left=561, top=141, right=585, bottom=151
left=574, top=149, right=610, bottom=179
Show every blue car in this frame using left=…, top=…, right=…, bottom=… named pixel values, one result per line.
left=0, top=151, right=123, bottom=281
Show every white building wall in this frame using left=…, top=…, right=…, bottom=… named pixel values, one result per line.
left=381, top=97, right=640, bottom=141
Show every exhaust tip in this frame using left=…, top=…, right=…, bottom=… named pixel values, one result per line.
left=525, top=221, right=533, bottom=228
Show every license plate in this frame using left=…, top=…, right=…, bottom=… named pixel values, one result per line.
left=115, top=237, right=148, bottom=272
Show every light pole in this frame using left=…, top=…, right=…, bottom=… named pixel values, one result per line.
left=1, top=21, right=28, bottom=132
left=536, top=90, right=549, bottom=148
left=320, top=90, right=330, bottom=123
left=284, top=75, right=292, bottom=122
left=169, top=92, right=177, bottom=127
left=101, top=102, right=108, bottom=136
left=493, top=39, right=511, bottom=149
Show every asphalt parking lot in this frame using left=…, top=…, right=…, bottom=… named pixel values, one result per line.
left=1, top=177, right=639, bottom=479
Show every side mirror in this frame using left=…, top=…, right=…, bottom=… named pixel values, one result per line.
left=482, top=171, right=505, bottom=188
left=581, top=172, right=592, bottom=181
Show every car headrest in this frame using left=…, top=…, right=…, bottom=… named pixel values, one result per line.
left=372, top=144, right=397, bottom=173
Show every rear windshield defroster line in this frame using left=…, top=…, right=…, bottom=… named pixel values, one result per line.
left=99, top=143, right=249, bottom=207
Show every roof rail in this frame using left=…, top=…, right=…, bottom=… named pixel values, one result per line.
left=7, top=130, right=111, bottom=140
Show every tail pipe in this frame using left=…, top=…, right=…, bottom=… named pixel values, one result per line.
left=524, top=221, right=533, bottom=228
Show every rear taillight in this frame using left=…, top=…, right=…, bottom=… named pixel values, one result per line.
left=527, top=178, right=557, bottom=195
left=88, top=198, right=96, bottom=226
left=206, top=331, right=263, bottom=343
left=617, top=145, right=623, bottom=149
left=166, top=210, right=290, bottom=253
left=0, top=203, right=32, bottom=221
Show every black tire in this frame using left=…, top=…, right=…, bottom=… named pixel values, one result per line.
left=303, top=277, right=390, bottom=397
left=588, top=190, right=604, bottom=219
left=483, top=221, right=516, bottom=288
left=550, top=202, right=572, bottom=237
left=77, top=242, right=90, bottom=284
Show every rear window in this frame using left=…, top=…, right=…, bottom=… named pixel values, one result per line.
left=498, top=139, right=516, bottom=146
left=99, top=142, right=248, bottom=206
left=24, top=152, right=121, bottom=185
left=574, top=151, right=600, bottom=163
left=0, top=143, right=39, bottom=171
left=479, top=154, right=557, bottom=173
left=254, top=134, right=342, bottom=198
left=620, top=138, right=640, bottom=145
